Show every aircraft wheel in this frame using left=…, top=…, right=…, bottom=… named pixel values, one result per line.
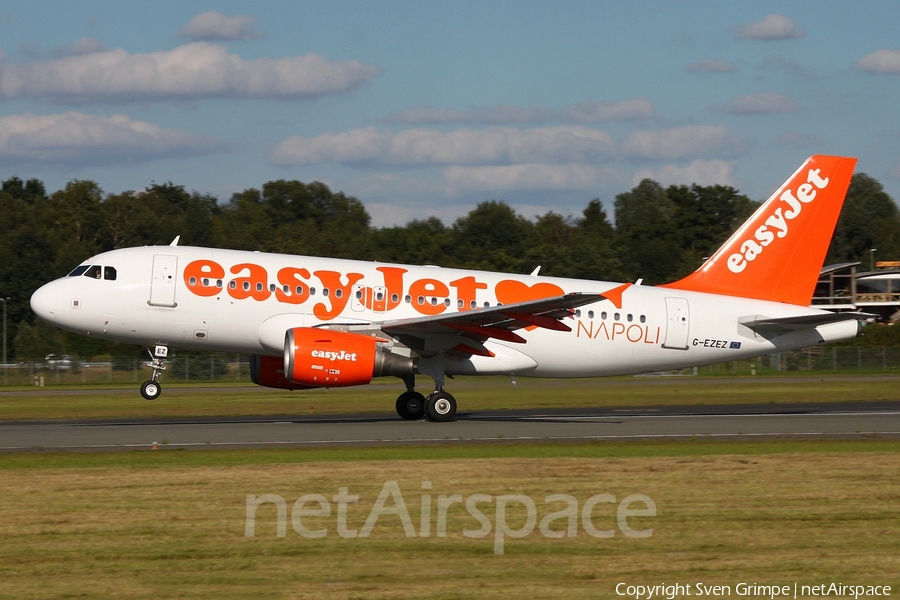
left=140, top=380, right=162, bottom=400
left=396, top=391, right=426, bottom=420
left=425, top=391, right=457, bottom=422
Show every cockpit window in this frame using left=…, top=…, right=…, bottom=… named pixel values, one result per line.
left=104, top=266, right=117, bottom=281
left=68, top=265, right=90, bottom=277
left=83, top=265, right=102, bottom=279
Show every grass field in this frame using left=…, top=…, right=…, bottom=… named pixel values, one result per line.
left=1, top=374, right=900, bottom=421
left=0, top=440, right=898, bottom=599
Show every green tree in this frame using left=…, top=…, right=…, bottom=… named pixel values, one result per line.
left=667, top=184, right=758, bottom=279
left=826, top=173, right=900, bottom=267
left=449, top=201, right=535, bottom=272
left=614, top=180, right=681, bottom=284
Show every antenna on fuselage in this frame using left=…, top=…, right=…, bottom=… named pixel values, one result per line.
left=169, top=236, right=180, bottom=247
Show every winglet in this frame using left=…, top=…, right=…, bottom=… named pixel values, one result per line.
left=661, top=155, right=857, bottom=306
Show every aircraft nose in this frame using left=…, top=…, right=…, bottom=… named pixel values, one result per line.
left=30, top=282, right=57, bottom=322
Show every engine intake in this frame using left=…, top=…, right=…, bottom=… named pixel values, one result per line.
left=284, top=327, right=414, bottom=387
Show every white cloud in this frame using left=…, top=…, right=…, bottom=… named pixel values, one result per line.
left=179, top=11, right=264, bottom=41
left=775, top=131, right=823, bottom=147
left=855, top=49, right=900, bottom=74
left=270, top=126, right=618, bottom=166
left=385, top=99, right=654, bottom=124
left=0, top=111, right=226, bottom=166
left=444, top=163, right=626, bottom=191
left=718, top=92, right=798, bottom=115
left=52, top=37, right=106, bottom=57
left=632, top=160, right=737, bottom=187
left=621, top=125, right=743, bottom=160
left=686, top=59, right=737, bottom=73
left=0, top=42, right=380, bottom=102
left=733, top=14, right=804, bottom=40
left=271, top=124, right=744, bottom=167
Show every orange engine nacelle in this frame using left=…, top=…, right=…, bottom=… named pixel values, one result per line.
left=284, top=327, right=414, bottom=388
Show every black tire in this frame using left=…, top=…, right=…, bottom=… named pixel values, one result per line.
left=396, top=391, right=426, bottom=420
left=425, top=391, right=457, bottom=422
left=140, top=380, right=162, bottom=400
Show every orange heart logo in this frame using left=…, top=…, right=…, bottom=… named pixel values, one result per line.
left=494, top=280, right=566, bottom=330
left=495, top=280, right=565, bottom=305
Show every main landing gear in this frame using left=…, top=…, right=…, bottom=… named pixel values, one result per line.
left=140, top=345, right=168, bottom=401
left=395, top=376, right=457, bottom=422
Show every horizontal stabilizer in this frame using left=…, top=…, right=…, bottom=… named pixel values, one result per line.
left=739, top=312, right=872, bottom=333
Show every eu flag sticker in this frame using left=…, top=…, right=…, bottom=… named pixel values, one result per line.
left=729, top=341, right=742, bottom=349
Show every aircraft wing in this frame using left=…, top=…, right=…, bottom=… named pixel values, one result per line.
left=738, top=312, right=872, bottom=333
left=380, top=292, right=602, bottom=356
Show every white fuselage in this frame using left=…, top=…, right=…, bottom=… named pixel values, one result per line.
left=30, top=245, right=859, bottom=378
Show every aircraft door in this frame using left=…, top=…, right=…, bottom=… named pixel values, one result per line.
left=662, top=297, right=689, bottom=350
left=149, top=254, right=178, bottom=307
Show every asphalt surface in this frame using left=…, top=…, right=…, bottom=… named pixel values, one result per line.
left=1, top=400, right=899, bottom=452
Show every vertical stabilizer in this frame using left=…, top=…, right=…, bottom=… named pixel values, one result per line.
left=661, top=155, right=857, bottom=305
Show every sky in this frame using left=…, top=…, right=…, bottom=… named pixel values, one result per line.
left=1, top=1, right=899, bottom=227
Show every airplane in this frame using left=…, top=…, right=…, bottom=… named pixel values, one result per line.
left=30, top=155, right=867, bottom=422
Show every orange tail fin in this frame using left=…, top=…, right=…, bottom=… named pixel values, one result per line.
left=661, top=155, right=857, bottom=305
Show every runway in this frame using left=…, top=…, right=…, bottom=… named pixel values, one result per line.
left=2, top=400, right=899, bottom=452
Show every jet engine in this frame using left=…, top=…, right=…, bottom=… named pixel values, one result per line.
left=283, top=327, right=414, bottom=387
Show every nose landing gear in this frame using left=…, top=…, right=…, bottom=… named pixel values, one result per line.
left=140, top=345, right=168, bottom=400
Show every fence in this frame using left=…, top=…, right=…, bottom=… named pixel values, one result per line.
left=674, top=346, right=900, bottom=376
left=2, top=347, right=900, bottom=387
left=0, top=353, right=251, bottom=387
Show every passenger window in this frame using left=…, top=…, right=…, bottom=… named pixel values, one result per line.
left=640, top=315, right=646, bottom=323
left=68, top=265, right=89, bottom=277
left=601, top=311, right=607, bottom=320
